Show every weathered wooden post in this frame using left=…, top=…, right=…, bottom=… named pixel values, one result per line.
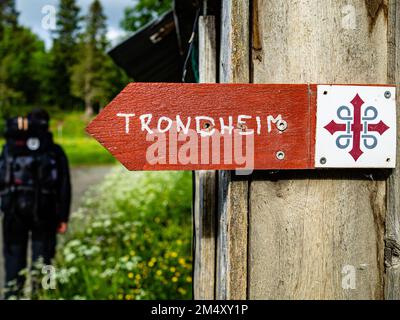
left=194, top=0, right=400, bottom=299
left=194, top=15, right=217, bottom=300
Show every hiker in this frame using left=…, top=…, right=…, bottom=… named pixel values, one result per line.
left=0, top=109, right=71, bottom=298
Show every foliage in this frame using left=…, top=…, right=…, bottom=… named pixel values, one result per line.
left=85, top=0, right=108, bottom=50
left=49, top=0, right=81, bottom=109
left=35, top=169, right=193, bottom=300
left=71, top=0, right=129, bottom=116
left=121, top=0, right=173, bottom=32
left=0, top=0, right=19, bottom=37
left=0, top=0, right=129, bottom=117
left=0, top=27, right=48, bottom=111
left=53, top=0, right=81, bottom=46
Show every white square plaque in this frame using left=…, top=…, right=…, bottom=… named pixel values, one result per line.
left=315, top=85, right=396, bottom=168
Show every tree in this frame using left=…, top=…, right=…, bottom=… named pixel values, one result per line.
left=50, top=0, right=81, bottom=109
left=0, top=0, right=19, bottom=37
left=121, top=0, right=172, bottom=32
left=71, top=0, right=128, bottom=116
left=0, top=0, right=19, bottom=118
left=85, top=0, right=108, bottom=51
left=0, top=27, right=47, bottom=111
left=0, top=3, right=52, bottom=124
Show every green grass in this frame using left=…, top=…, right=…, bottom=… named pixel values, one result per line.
left=0, top=110, right=115, bottom=166
left=50, top=111, right=115, bottom=166
left=55, top=137, right=115, bottom=166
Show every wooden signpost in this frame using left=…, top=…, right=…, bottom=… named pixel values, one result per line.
left=87, top=82, right=396, bottom=171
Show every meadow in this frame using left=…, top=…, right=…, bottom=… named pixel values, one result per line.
left=35, top=169, right=193, bottom=300
left=49, top=112, right=115, bottom=166
left=0, top=110, right=115, bottom=166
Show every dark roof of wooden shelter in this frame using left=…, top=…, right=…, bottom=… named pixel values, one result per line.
left=108, top=0, right=202, bottom=83
left=108, top=10, right=183, bottom=82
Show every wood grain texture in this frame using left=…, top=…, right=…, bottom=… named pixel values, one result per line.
left=216, top=0, right=249, bottom=300
left=249, top=0, right=388, bottom=299
left=216, top=171, right=249, bottom=300
left=385, top=0, right=400, bottom=300
left=199, top=16, right=217, bottom=84
left=220, top=0, right=249, bottom=84
left=194, top=170, right=217, bottom=299
left=194, top=15, right=217, bottom=300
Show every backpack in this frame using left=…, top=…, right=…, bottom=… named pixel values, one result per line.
left=0, top=116, right=59, bottom=222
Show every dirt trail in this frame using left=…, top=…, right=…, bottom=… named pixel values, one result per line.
left=0, top=165, right=114, bottom=298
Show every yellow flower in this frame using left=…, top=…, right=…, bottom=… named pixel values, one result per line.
left=186, top=276, right=192, bottom=283
left=178, top=288, right=187, bottom=295
left=178, top=258, right=185, bottom=265
left=125, top=294, right=133, bottom=300
left=170, top=267, right=176, bottom=273
left=135, top=274, right=141, bottom=280
left=130, top=250, right=136, bottom=256
left=156, top=270, right=162, bottom=276
left=148, top=261, right=154, bottom=267
left=118, top=294, right=123, bottom=300
left=171, top=252, right=178, bottom=258
left=176, top=239, right=183, bottom=245
left=128, top=272, right=134, bottom=279
left=172, top=277, right=178, bottom=283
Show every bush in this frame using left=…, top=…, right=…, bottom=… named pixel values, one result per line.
left=37, top=169, right=193, bottom=300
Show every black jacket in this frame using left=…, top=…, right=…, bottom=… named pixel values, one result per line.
left=0, top=141, right=72, bottom=223
left=52, top=143, right=72, bottom=223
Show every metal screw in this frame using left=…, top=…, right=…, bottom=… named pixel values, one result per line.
left=359, top=264, right=368, bottom=270
left=386, top=158, right=391, bottom=163
left=320, top=157, right=327, bottom=165
left=385, top=91, right=391, bottom=99
left=276, top=151, right=285, bottom=160
left=277, top=120, right=288, bottom=132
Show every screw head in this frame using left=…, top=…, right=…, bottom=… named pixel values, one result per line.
left=320, top=157, right=327, bottom=165
left=276, top=151, right=285, bottom=160
left=385, top=91, right=392, bottom=99
left=277, top=120, right=288, bottom=132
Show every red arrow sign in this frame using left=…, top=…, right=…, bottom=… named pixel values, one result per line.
left=86, top=83, right=396, bottom=171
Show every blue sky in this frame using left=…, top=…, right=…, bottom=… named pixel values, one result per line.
left=16, top=0, right=134, bottom=48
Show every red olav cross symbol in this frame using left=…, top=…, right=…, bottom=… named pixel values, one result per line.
left=324, top=94, right=390, bottom=161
